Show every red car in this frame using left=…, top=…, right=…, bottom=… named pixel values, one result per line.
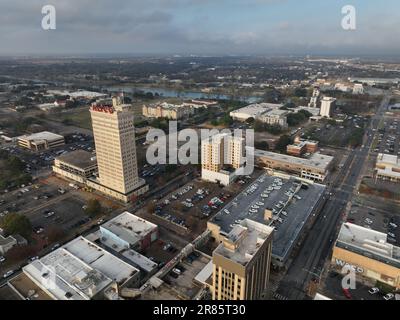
left=342, top=288, right=352, bottom=299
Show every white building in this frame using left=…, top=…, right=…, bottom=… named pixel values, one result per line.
left=100, top=211, right=158, bottom=252
left=375, top=153, right=400, bottom=182
left=308, top=88, right=320, bottom=108
left=23, top=236, right=140, bottom=300
left=229, top=103, right=283, bottom=122
left=320, top=97, right=336, bottom=118
left=201, top=133, right=245, bottom=186
left=353, top=83, right=364, bottom=95
left=17, top=131, right=65, bottom=152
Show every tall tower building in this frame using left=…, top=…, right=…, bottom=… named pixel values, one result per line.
left=211, top=220, right=274, bottom=300
left=87, top=96, right=148, bottom=202
left=320, top=97, right=336, bottom=118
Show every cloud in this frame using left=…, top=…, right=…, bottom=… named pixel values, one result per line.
left=0, top=0, right=399, bottom=55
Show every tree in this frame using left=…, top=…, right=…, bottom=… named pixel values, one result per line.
left=275, top=135, right=292, bottom=152
left=146, top=202, right=156, bottom=214
left=0, top=213, right=32, bottom=239
left=294, top=88, right=307, bottom=97
left=45, top=226, right=65, bottom=243
left=84, top=199, right=102, bottom=217
left=255, top=141, right=269, bottom=150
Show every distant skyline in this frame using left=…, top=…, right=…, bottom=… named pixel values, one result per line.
left=1, top=0, right=400, bottom=56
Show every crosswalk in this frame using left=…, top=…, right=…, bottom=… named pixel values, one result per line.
left=273, top=293, right=288, bottom=300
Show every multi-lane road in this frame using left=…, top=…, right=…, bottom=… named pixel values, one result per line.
left=276, top=94, right=391, bottom=300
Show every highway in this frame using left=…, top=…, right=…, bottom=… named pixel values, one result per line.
left=276, top=94, right=391, bottom=300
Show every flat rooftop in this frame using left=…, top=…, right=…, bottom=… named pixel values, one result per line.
left=100, top=211, right=157, bottom=246
left=56, top=150, right=97, bottom=169
left=121, top=249, right=158, bottom=273
left=230, top=103, right=282, bottom=118
left=18, top=131, right=64, bottom=142
left=377, top=153, right=399, bottom=166
left=255, top=149, right=334, bottom=171
left=214, top=220, right=274, bottom=266
left=23, top=236, right=139, bottom=300
left=210, top=173, right=326, bottom=264
left=8, top=273, right=53, bottom=300
left=63, top=236, right=139, bottom=285
left=336, top=223, right=400, bottom=269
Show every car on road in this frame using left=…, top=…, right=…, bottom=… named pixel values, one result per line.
left=3, top=270, right=14, bottom=278
left=28, top=256, right=39, bottom=263
left=368, top=287, right=379, bottom=295
left=383, top=293, right=394, bottom=300
left=51, top=243, right=60, bottom=251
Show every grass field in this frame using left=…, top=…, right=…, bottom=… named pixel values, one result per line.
left=50, top=108, right=92, bottom=130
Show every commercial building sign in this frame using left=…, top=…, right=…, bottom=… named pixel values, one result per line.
left=335, top=259, right=364, bottom=273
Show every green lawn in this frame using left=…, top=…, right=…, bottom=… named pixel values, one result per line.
left=51, top=109, right=92, bottom=130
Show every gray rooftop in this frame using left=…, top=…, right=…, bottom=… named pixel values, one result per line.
left=210, top=173, right=326, bottom=264
left=56, top=150, right=97, bottom=169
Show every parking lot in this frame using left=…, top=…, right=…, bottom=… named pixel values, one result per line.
left=321, top=270, right=397, bottom=301
left=1, top=132, right=94, bottom=177
left=146, top=170, right=262, bottom=240
left=347, top=195, right=400, bottom=245
left=372, top=117, right=400, bottom=155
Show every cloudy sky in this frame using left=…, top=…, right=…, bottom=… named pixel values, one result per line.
left=0, top=0, right=399, bottom=56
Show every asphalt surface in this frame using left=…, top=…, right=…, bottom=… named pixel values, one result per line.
left=276, top=94, right=391, bottom=300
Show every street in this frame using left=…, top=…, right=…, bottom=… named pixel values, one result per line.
left=275, top=94, right=391, bottom=300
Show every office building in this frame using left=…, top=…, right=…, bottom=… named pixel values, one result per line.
left=255, top=149, right=334, bottom=182
left=332, top=223, right=400, bottom=290
left=201, top=133, right=245, bottom=186
left=211, top=220, right=274, bottom=300
left=308, top=88, right=320, bottom=108
left=52, top=150, right=98, bottom=184
left=320, top=97, right=336, bottom=118
left=375, top=153, right=400, bottom=183
left=257, top=109, right=289, bottom=128
left=287, top=137, right=319, bottom=156
left=87, top=96, right=148, bottom=202
left=17, top=131, right=65, bottom=152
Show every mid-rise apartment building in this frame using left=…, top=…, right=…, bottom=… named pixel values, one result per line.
left=201, top=133, right=245, bottom=186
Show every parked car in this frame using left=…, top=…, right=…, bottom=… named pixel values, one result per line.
left=342, top=288, right=352, bottom=299
left=383, top=293, right=394, bottom=300
left=0, top=256, right=5, bottom=263
left=368, top=287, right=379, bottom=295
